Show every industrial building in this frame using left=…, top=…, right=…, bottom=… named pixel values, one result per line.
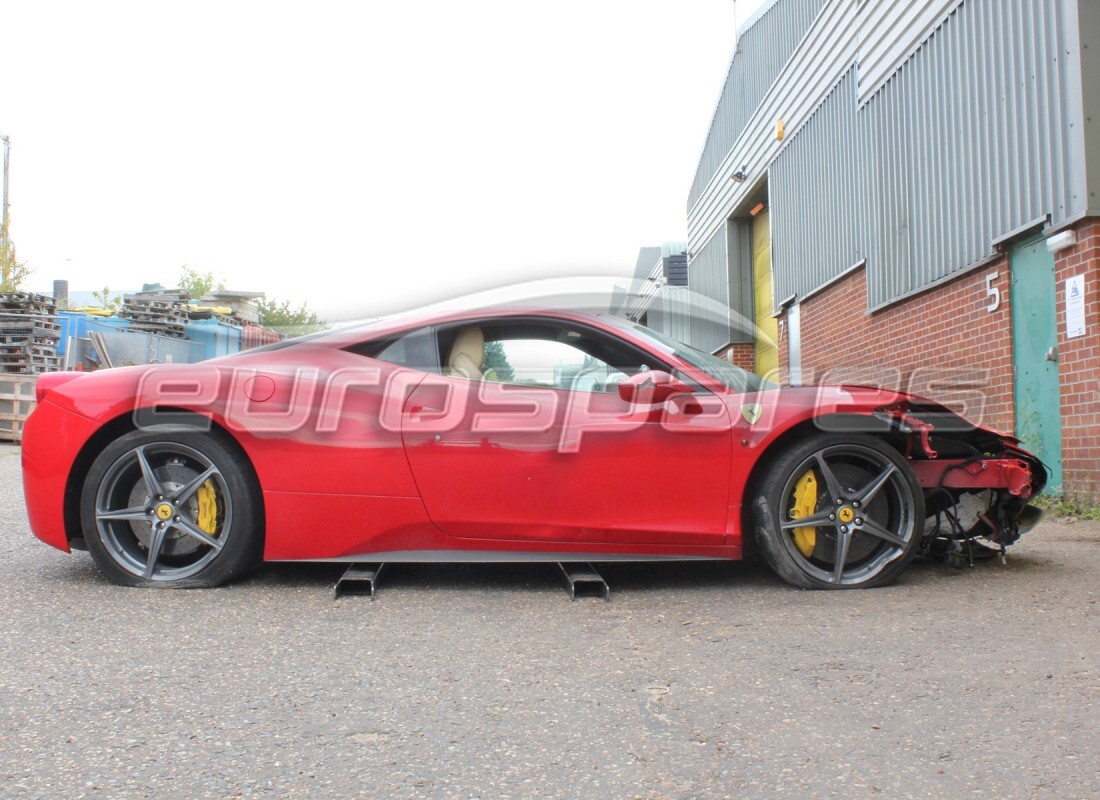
left=644, top=0, right=1098, bottom=500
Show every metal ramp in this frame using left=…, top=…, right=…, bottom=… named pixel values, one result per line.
left=558, top=562, right=609, bottom=601
left=333, top=563, right=386, bottom=599
left=333, top=561, right=610, bottom=601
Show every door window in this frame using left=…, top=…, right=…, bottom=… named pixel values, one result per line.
left=484, top=338, right=628, bottom=393
left=436, top=321, right=655, bottom=394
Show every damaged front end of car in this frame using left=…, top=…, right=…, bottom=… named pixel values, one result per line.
left=874, top=400, right=1048, bottom=567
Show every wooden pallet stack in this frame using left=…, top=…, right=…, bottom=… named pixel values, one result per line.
left=0, top=375, right=36, bottom=441
left=120, top=295, right=190, bottom=339
left=0, top=292, right=62, bottom=375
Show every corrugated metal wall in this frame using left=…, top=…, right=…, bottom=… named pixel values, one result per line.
left=632, top=247, right=664, bottom=282
left=686, top=229, right=731, bottom=351
left=681, top=0, right=1089, bottom=344
left=609, top=284, right=628, bottom=315
left=693, top=0, right=1086, bottom=317
left=688, top=0, right=862, bottom=251
left=612, top=245, right=690, bottom=321
left=687, top=0, right=828, bottom=210
left=861, top=0, right=1084, bottom=307
left=771, top=68, right=863, bottom=306
left=1083, top=0, right=1100, bottom=216
left=647, top=287, right=695, bottom=345
left=857, top=0, right=964, bottom=104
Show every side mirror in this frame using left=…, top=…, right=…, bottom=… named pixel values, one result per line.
left=618, top=370, right=695, bottom=405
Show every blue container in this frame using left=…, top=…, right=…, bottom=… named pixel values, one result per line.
left=56, top=312, right=131, bottom=356
left=185, top=318, right=242, bottom=361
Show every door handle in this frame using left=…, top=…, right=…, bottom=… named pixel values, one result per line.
left=1045, top=346, right=1058, bottom=363
left=407, top=405, right=446, bottom=422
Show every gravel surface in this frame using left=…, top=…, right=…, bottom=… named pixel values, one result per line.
left=1, top=447, right=1098, bottom=799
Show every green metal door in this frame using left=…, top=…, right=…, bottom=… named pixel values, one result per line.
left=1010, top=238, right=1062, bottom=492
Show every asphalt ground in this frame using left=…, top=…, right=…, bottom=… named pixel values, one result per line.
left=1, top=446, right=1097, bottom=799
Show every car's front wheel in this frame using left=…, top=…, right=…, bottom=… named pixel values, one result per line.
left=753, top=433, right=924, bottom=589
left=80, top=427, right=262, bottom=588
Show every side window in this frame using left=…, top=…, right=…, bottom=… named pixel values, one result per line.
left=485, top=338, right=625, bottom=393
left=358, top=327, right=440, bottom=373
left=435, top=321, right=658, bottom=393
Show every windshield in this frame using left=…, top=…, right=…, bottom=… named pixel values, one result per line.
left=600, top=315, right=777, bottom=394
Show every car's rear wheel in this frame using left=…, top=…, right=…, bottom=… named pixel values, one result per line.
left=80, top=427, right=262, bottom=588
left=753, top=433, right=924, bottom=589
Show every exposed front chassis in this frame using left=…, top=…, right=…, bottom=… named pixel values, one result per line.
left=878, top=404, right=1047, bottom=563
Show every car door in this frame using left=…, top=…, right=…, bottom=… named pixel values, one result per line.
left=399, top=318, right=733, bottom=546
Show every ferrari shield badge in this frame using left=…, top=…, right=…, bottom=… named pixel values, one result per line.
left=740, top=403, right=763, bottom=425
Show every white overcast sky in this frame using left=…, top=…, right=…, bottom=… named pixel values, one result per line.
left=1, top=0, right=767, bottom=322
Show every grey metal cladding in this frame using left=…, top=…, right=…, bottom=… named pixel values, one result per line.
left=725, top=220, right=756, bottom=343
left=632, top=247, right=664, bottom=283
left=771, top=68, right=863, bottom=307
left=764, top=0, right=1084, bottom=310
left=609, top=284, right=628, bottom=315
left=687, top=0, right=828, bottom=211
left=681, top=223, right=756, bottom=351
left=687, top=229, right=733, bottom=352
left=860, top=0, right=1083, bottom=308
left=646, top=291, right=666, bottom=334
left=648, top=286, right=694, bottom=344
left=1078, top=0, right=1100, bottom=215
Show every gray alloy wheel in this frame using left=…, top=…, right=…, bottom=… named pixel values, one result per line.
left=81, top=428, right=261, bottom=588
left=754, top=433, right=924, bottom=589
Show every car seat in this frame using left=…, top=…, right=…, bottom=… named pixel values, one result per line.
left=447, top=327, right=485, bottom=381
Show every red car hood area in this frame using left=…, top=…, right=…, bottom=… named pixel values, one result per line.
left=725, top=382, right=1014, bottom=446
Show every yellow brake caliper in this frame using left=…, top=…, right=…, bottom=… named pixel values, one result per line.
left=196, top=480, right=219, bottom=536
left=789, top=470, right=818, bottom=558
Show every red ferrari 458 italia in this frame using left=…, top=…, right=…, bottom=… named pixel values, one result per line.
left=23, top=308, right=1045, bottom=590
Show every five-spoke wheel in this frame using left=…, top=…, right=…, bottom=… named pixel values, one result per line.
left=754, top=434, right=924, bottom=589
left=81, top=428, right=261, bottom=587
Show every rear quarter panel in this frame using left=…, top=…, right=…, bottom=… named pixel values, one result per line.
left=31, top=349, right=437, bottom=559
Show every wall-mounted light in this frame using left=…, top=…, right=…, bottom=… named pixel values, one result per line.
left=1047, top=230, right=1077, bottom=253
left=730, top=165, right=748, bottom=184
left=776, top=120, right=785, bottom=141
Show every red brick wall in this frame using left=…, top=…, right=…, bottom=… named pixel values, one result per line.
left=778, top=318, right=790, bottom=384
left=718, top=343, right=756, bottom=373
left=1054, top=220, right=1100, bottom=502
left=774, top=218, right=1100, bottom=501
left=777, top=258, right=1017, bottom=437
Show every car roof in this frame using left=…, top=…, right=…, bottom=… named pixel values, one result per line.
left=249, top=307, right=619, bottom=354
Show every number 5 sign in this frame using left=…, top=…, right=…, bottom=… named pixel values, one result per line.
left=984, top=272, right=1001, bottom=312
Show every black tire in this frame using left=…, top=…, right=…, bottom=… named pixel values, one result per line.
left=752, top=433, right=924, bottom=590
left=80, top=426, right=262, bottom=588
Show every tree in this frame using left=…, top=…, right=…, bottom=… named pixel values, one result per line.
left=0, top=217, right=32, bottom=292
left=179, top=265, right=225, bottom=300
left=257, top=297, right=325, bottom=336
left=91, top=287, right=122, bottom=313
left=482, top=340, right=515, bottom=382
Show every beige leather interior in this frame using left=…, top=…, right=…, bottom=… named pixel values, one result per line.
left=447, top=326, right=485, bottom=380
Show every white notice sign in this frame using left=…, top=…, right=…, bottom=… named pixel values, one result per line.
left=1066, top=275, right=1086, bottom=338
